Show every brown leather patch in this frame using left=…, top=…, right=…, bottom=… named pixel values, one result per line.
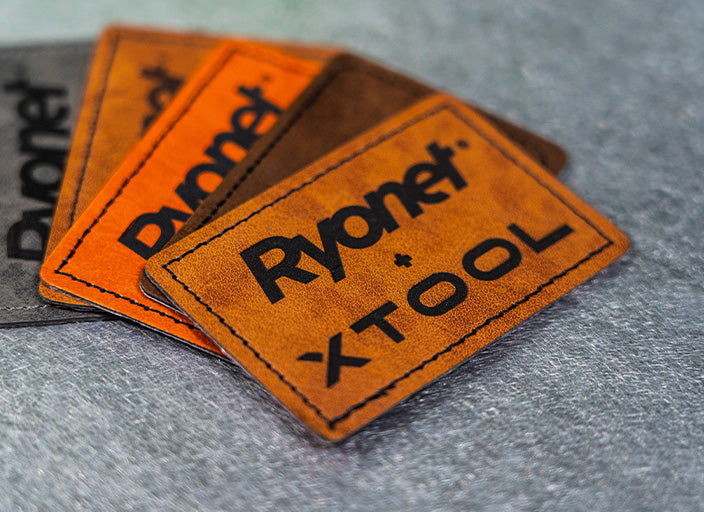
left=40, top=25, right=335, bottom=308
left=145, top=95, right=628, bottom=440
left=40, top=42, right=322, bottom=355
left=140, top=53, right=567, bottom=305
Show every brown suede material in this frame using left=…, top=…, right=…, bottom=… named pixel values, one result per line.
left=141, top=53, right=567, bottom=305
left=40, top=42, right=322, bottom=356
left=145, top=95, right=628, bottom=440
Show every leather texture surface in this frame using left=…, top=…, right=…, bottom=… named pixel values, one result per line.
left=0, top=1, right=701, bottom=509
left=141, top=53, right=568, bottom=305
left=41, top=42, right=322, bottom=355
left=0, top=42, right=105, bottom=327
left=40, top=25, right=337, bottom=309
left=39, top=27, right=220, bottom=308
left=146, top=95, right=628, bottom=439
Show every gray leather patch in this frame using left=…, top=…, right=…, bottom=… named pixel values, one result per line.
left=0, top=43, right=105, bottom=327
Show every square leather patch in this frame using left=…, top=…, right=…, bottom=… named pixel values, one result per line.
left=40, top=41, right=322, bottom=355
left=0, top=42, right=104, bottom=327
left=141, top=53, right=568, bottom=306
left=146, top=95, right=629, bottom=440
left=40, top=25, right=336, bottom=309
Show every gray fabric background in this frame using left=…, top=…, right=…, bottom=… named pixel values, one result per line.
left=0, top=1, right=702, bottom=510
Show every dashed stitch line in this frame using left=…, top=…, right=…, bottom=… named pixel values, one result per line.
left=53, top=45, right=317, bottom=333
left=161, top=265, right=329, bottom=423
left=166, top=105, right=445, bottom=264
left=67, top=32, right=121, bottom=225
left=326, top=242, right=611, bottom=427
left=445, top=106, right=611, bottom=242
left=53, top=47, right=237, bottom=330
left=162, top=103, right=615, bottom=430
left=66, top=31, right=227, bottom=225
left=54, top=269, right=198, bottom=329
left=165, top=241, right=610, bottom=427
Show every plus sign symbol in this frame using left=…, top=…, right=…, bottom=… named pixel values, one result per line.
left=394, top=253, right=413, bottom=268
left=297, top=333, right=370, bottom=388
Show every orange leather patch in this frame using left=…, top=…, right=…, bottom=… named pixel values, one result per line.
left=40, top=25, right=335, bottom=308
left=40, top=42, right=322, bottom=355
left=40, top=26, right=219, bottom=308
left=145, top=94, right=628, bottom=440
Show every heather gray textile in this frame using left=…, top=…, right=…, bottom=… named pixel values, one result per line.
left=0, top=1, right=702, bottom=510
left=0, top=43, right=104, bottom=326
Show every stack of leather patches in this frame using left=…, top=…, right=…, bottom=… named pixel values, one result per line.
left=0, top=25, right=628, bottom=440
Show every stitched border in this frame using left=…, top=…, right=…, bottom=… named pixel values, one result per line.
left=185, top=63, right=558, bottom=234
left=162, top=103, right=614, bottom=430
left=53, top=44, right=317, bottom=332
left=194, top=62, right=430, bottom=229
left=67, top=33, right=121, bottom=224
left=67, top=31, right=217, bottom=225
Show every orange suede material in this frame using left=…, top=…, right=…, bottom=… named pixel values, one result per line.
left=40, top=25, right=336, bottom=308
left=40, top=42, right=322, bottom=355
left=146, top=95, right=628, bottom=440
